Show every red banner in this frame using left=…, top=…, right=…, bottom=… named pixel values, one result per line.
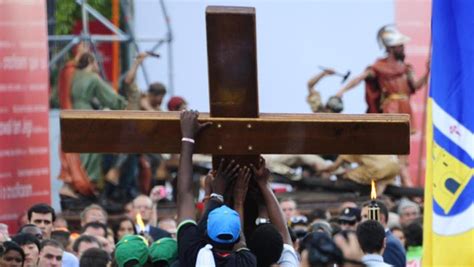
left=395, top=0, right=432, bottom=186
left=0, top=0, right=51, bottom=233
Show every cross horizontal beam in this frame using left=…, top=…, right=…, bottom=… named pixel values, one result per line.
left=60, top=110, right=410, bottom=155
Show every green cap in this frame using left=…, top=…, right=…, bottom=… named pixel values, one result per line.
left=115, top=235, right=149, bottom=267
left=149, top=237, right=178, bottom=264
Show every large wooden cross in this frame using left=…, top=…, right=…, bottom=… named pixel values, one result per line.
left=61, top=6, right=409, bottom=234
left=61, top=6, right=409, bottom=158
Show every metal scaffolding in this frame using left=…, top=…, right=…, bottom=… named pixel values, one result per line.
left=48, top=0, right=174, bottom=94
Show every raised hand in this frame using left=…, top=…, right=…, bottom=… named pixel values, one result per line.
left=234, top=167, right=251, bottom=206
left=251, top=157, right=270, bottom=186
left=213, top=159, right=240, bottom=195
left=180, top=110, right=211, bottom=139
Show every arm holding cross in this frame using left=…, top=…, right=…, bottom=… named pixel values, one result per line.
left=252, top=158, right=292, bottom=245
left=177, top=111, right=211, bottom=223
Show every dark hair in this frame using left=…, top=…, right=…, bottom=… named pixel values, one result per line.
left=308, top=208, right=328, bottom=222
left=356, top=220, right=385, bottom=254
left=76, top=52, right=95, bottom=70
left=79, top=248, right=110, bottom=267
left=362, top=200, right=389, bottom=223
left=299, top=232, right=343, bottom=266
left=403, top=222, right=423, bottom=248
left=51, top=230, right=71, bottom=249
left=72, top=235, right=102, bottom=253
left=248, top=224, right=283, bottom=267
left=41, top=239, right=64, bottom=252
left=2, top=241, right=26, bottom=263
left=112, top=217, right=137, bottom=242
left=28, top=203, right=56, bottom=222
left=11, top=233, right=41, bottom=251
left=148, top=83, right=166, bottom=96
left=82, top=222, right=108, bottom=238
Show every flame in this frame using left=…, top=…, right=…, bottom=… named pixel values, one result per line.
left=136, top=213, right=145, bottom=232
left=371, top=180, right=377, bottom=200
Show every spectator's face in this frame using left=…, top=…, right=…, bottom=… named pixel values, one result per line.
left=280, top=201, right=297, bottom=222
left=83, top=209, right=106, bottom=226
left=77, top=241, right=100, bottom=258
left=133, top=197, right=153, bottom=222
left=117, top=220, right=135, bottom=241
left=83, top=227, right=106, bottom=238
left=30, top=212, right=53, bottom=238
left=400, top=207, right=419, bottom=226
left=391, top=229, right=406, bottom=247
left=0, top=250, right=24, bottom=267
left=22, top=243, right=39, bottom=267
left=95, top=236, right=114, bottom=256
left=37, top=245, right=62, bottom=267
left=148, top=94, right=164, bottom=109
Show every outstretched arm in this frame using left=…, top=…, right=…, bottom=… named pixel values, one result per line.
left=307, top=69, right=335, bottom=94
left=177, top=111, right=211, bottom=223
left=335, top=69, right=374, bottom=98
left=252, top=158, right=292, bottom=245
left=318, top=155, right=345, bottom=173
left=124, top=53, right=147, bottom=85
left=408, top=61, right=430, bottom=90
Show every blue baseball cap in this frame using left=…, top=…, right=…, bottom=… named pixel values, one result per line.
left=207, top=205, right=241, bottom=244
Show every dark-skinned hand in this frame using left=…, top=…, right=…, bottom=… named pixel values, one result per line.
left=213, top=159, right=240, bottom=195
left=251, top=157, right=271, bottom=186
left=180, top=110, right=211, bottom=139
left=234, top=166, right=251, bottom=206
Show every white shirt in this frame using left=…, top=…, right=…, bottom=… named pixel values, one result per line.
left=277, top=244, right=300, bottom=267
left=362, top=254, right=393, bottom=267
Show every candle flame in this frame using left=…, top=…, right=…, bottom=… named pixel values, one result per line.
left=136, top=213, right=145, bottom=232
left=371, top=180, right=377, bottom=200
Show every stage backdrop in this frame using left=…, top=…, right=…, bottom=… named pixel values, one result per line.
left=0, top=0, right=51, bottom=233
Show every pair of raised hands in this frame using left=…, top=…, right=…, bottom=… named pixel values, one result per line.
left=204, top=157, right=270, bottom=205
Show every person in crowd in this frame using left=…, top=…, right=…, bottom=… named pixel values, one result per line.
left=28, top=204, right=55, bottom=239
left=299, top=232, right=344, bottom=266
left=361, top=200, right=406, bottom=267
left=0, top=241, right=25, bottom=267
left=176, top=110, right=256, bottom=266
left=114, top=235, right=149, bottom=267
left=113, top=217, right=137, bottom=242
left=11, top=233, right=40, bottom=267
left=70, top=52, right=128, bottom=187
left=398, top=199, right=421, bottom=227
left=308, top=220, right=333, bottom=237
left=72, top=235, right=102, bottom=259
left=37, top=240, right=64, bottom=267
left=249, top=157, right=299, bottom=267
left=79, top=248, right=110, bottom=267
left=356, top=220, right=391, bottom=267
left=338, top=207, right=361, bottom=231
left=132, top=195, right=170, bottom=241
left=50, top=228, right=71, bottom=252
left=167, top=96, right=188, bottom=111
left=52, top=216, right=68, bottom=230
left=279, top=198, right=298, bottom=223
left=80, top=204, right=108, bottom=227
left=141, top=83, right=167, bottom=111
left=404, top=222, right=423, bottom=266
left=81, top=222, right=108, bottom=238
left=288, top=215, right=308, bottom=241
left=389, top=226, right=406, bottom=248
left=157, top=218, right=177, bottom=240
left=18, top=225, right=43, bottom=241
left=149, top=237, right=178, bottom=267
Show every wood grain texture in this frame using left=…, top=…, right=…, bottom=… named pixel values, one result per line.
left=60, top=110, right=410, bottom=155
